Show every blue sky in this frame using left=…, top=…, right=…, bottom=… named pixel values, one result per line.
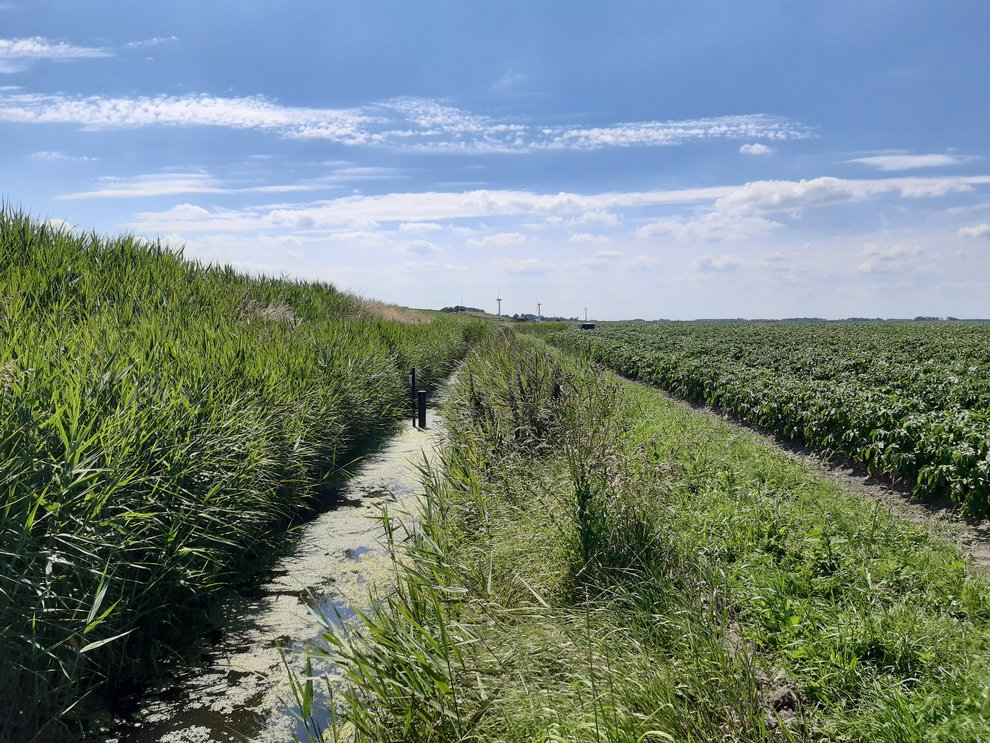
left=2, top=1, right=989, bottom=319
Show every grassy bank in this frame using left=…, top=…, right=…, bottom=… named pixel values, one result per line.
left=311, top=330, right=990, bottom=741
left=0, top=210, right=486, bottom=742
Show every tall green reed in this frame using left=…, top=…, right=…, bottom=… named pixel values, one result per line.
left=0, top=209, right=483, bottom=741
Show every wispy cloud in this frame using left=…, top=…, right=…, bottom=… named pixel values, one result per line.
left=0, top=90, right=811, bottom=152
left=739, top=143, right=774, bottom=155
left=398, top=222, right=444, bottom=233
left=127, top=187, right=735, bottom=233
left=467, top=232, right=528, bottom=247
left=572, top=209, right=620, bottom=226
left=959, top=223, right=990, bottom=239
left=695, top=254, right=743, bottom=271
left=637, top=212, right=782, bottom=242
left=126, top=175, right=990, bottom=235
left=714, top=175, right=989, bottom=214
left=0, top=36, right=110, bottom=73
left=541, top=115, right=808, bottom=152
left=856, top=243, right=925, bottom=274
left=848, top=153, right=978, bottom=171
left=58, top=173, right=224, bottom=200
left=28, top=150, right=98, bottom=162
left=0, top=92, right=370, bottom=140
left=569, top=232, right=611, bottom=245
left=124, top=36, right=178, bottom=49
left=632, top=175, right=990, bottom=243
left=56, top=167, right=400, bottom=200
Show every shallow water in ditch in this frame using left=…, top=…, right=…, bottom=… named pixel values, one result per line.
left=101, top=409, right=445, bottom=743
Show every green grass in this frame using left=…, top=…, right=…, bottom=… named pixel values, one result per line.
left=306, top=330, right=990, bottom=741
left=0, top=209, right=486, bottom=742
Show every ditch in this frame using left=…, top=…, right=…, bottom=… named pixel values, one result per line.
left=98, top=402, right=446, bottom=743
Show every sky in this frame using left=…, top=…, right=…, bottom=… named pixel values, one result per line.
left=2, top=1, right=989, bottom=320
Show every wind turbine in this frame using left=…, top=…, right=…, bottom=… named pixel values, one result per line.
left=496, top=290, right=502, bottom=317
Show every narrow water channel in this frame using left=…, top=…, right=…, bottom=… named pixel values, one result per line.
left=102, top=402, right=446, bottom=743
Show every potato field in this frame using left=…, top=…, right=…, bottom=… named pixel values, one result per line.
left=549, top=322, right=990, bottom=512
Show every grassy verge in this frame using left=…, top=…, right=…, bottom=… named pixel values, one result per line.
left=0, top=210, right=487, bottom=741
left=309, top=330, right=990, bottom=741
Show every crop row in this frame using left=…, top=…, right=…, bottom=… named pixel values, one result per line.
left=549, top=322, right=990, bottom=512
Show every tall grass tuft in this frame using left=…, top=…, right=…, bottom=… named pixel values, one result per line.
left=0, top=208, right=485, bottom=741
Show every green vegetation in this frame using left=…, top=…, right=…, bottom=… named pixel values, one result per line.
left=309, top=330, right=990, bottom=741
left=0, top=210, right=485, bottom=742
left=547, top=322, right=990, bottom=512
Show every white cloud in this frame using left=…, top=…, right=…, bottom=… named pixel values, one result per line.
left=467, top=232, right=528, bottom=247
left=0, top=37, right=110, bottom=73
left=572, top=209, right=620, bottom=226
left=959, top=224, right=990, bottom=239
left=124, top=36, right=178, bottom=49
left=856, top=243, right=925, bottom=274
left=568, top=232, right=610, bottom=245
left=714, top=176, right=985, bottom=215
left=28, top=150, right=98, bottom=162
left=740, top=143, right=774, bottom=155
left=58, top=173, right=222, bottom=200
left=637, top=212, right=782, bottom=242
left=0, top=92, right=370, bottom=141
left=694, top=254, right=743, bottom=271
left=127, top=175, right=990, bottom=238
left=129, top=187, right=738, bottom=234
left=848, top=154, right=978, bottom=171
left=544, top=115, right=810, bottom=151
left=863, top=243, right=923, bottom=258
left=0, top=91, right=811, bottom=153
left=56, top=171, right=351, bottom=200
left=399, top=222, right=444, bottom=233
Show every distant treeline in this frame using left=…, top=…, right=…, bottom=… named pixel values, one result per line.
left=511, top=313, right=578, bottom=322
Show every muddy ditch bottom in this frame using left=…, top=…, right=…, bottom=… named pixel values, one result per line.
left=100, top=415, right=445, bottom=743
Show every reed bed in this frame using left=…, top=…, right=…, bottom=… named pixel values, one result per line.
left=0, top=209, right=485, bottom=742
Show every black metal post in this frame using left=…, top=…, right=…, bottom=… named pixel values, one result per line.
left=410, top=368, right=416, bottom=425
left=417, top=390, right=427, bottom=429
